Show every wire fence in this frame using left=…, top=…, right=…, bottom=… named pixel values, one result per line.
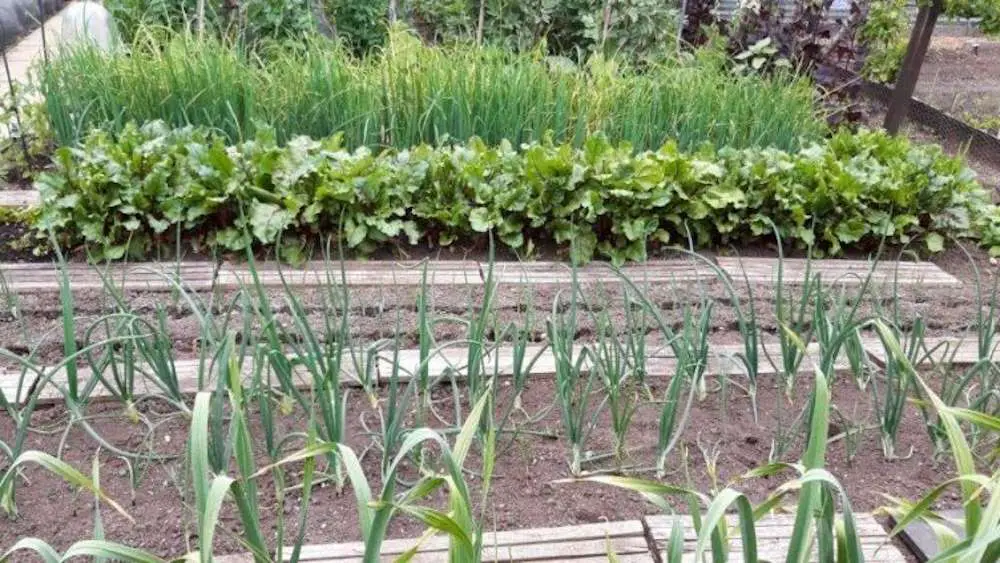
left=862, top=79, right=1000, bottom=166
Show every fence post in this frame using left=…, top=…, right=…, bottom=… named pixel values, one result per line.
left=1, top=26, right=30, bottom=161
left=883, top=0, right=943, bottom=134
left=36, top=0, right=49, bottom=66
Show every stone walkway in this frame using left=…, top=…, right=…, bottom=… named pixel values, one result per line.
left=1, top=1, right=74, bottom=96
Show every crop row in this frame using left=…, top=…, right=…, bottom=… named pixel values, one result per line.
left=34, top=121, right=999, bottom=263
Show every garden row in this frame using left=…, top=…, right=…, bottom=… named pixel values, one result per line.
left=39, top=29, right=821, bottom=151
left=1, top=251, right=997, bottom=561
left=33, top=120, right=999, bottom=263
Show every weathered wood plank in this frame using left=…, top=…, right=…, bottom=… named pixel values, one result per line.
left=216, top=520, right=652, bottom=562
left=0, top=336, right=875, bottom=406
left=716, top=257, right=961, bottom=289
left=0, top=190, right=40, bottom=208
left=863, top=337, right=992, bottom=368
left=889, top=509, right=964, bottom=562
left=645, top=513, right=889, bottom=539
left=0, top=259, right=716, bottom=293
left=646, top=513, right=907, bottom=562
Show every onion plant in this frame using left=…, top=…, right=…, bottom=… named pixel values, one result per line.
left=587, top=305, right=641, bottom=468
left=771, top=254, right=817, bottom=400
left=878, top=321, right=1000, bottom=562
left=809, top=256, right=878, bottom=391
left=548, top=278, right=601, bottom=476
left=871, top=317, right=922, bottom=459
left=415, top=262, right=434, bottom=425
left=42, top=28, right=823, bottom=152
left=1, top=450, right=132, bottom=520
left=0, top=323, right=166, bottom=512
left=246, top=245, right=354, bottom=487
left=676, top=249, right=761, bottom=420
left=562, top=365, right=868, bottom=563
left=262, top=389, right=497, bottom=563
left=187, top=349, right=269, bottom=562
left=463, top=249, right=498, bottom=438
left=369, top=337, right=419, bottom=481
left=927, top=244, right=1000, bottom=454
left=1, top=539, right=165, bottom=562
left=606, top=264, right=701, bottom=477
left=494, top=306, right=551, bottom=440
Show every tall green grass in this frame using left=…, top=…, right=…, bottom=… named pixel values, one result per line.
left=41, top=29, right=824, bottom=152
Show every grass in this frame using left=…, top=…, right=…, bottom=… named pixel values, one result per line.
left=40, top=29, right=824, bottom=152
left=1, top=248, right=999, bottom=561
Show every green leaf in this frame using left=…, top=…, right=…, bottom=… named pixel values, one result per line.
left=345, top=221, right=368, bottom=248
left=925, top=232, right=945, bottom=253
left=0, top=451, right=132, bottom=522
left=250, top=202, right=294, bottom=244
left=469, top=208, right=491, bottom=232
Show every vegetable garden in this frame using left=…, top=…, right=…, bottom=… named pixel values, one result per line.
left=2, top=1, right=1000, bottom=562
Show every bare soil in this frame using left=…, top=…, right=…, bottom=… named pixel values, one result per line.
left=0, top=245, right=996, bottom=559
left=0, top=371, right=956, bottom=558
left=916, top=34, right=1000, bottom=126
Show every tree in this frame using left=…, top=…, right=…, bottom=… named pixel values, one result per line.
left=884, top=0, right=1000, bottom=133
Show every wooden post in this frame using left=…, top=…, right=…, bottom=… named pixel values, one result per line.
left=388, top=0, right=399, bottom=24
left=883, top=0, right=943, bottom=134
left=476, top=0, right=486, bottom=46
left=601, top=0, right=613, bottom=49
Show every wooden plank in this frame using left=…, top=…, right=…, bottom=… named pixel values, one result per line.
left=217, top=520, right=652, bottom=562
left=646, top=513, right=907, bottom=562
left=0, top=190, right=40, bottom=208
left=0, top=356, right=340, bottom=405
left=716, top=257, right=961, bottom=289
left=0, top=261, right=225, bottom=292
left=645, top=513, right=889, bottom=539
left=863, top=337, right=992, bottom=368
left=491, top=261, right=714, bottom=285
left=889, top=509, right=964, bottom=562
left=220, top=260, right=483, bottom=288
left=0, top=336, right=874, bottom=406
left=0, top=259, right=717, bottom=293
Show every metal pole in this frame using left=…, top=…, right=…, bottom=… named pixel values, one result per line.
left=36, top=0, right=49, bottom=66
left=883, top=0, right=943, bottom=134
left=1, top=27, right=30, bottom=160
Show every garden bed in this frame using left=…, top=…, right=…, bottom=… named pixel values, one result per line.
left=0, top=367, right=945, bottom=556
left=1, top=249, right=997, bottom=559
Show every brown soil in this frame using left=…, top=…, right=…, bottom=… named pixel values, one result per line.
left=917, top=34, right=1000, bottom=124
left=0, top=371, right=958, bottom=558
left=0, top=244, right=994, bottom=369
left=0, top=245, right=997, bottom=559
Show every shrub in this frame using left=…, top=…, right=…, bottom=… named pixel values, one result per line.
left=33, top=121, right=996, bottom=263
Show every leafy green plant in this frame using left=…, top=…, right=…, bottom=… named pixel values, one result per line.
left=859, top=0, right=909, bottom=84
left=878, top=321, right=1000, bottom=562
left=34, top=122, right=997, bottom=264
left=105, top=0, right=316, bottom=45
left=0, top=90, right=52, bottom=182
